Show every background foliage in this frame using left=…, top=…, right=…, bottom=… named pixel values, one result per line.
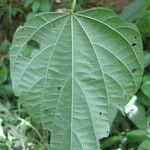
left=0, top=0, right=150, bottom=150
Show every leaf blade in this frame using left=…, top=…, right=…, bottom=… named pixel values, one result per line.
left=10, top=8, right=143, bottom=150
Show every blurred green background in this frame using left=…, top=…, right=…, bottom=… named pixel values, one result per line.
left=0, top=0, right=150, bottom=150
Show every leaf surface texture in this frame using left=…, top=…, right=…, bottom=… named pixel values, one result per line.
left=10, top=8, right=143, bottom=150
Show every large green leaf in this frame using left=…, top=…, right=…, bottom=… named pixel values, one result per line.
left=10, top=8, right=143, bottom=150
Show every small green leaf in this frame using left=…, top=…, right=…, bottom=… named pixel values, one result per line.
left=0, top=39, right=10, bottom=55
left=39, top=0, right=51, bottom=12
left=137, top=91, right=150, bottom=106
left=101, top=135, right=124, bottom=149
left=138, top=140, right=150, bottom=150
left=11, top=7, right=24, bottom=17
left=102, top=130, right=150, bottom=149
left=144, top=51, right=150, bottom=67
left=141, top=75, right=150, bottom=98
left=136, top=12, right=150, bottom=33
left=32, top=1, right=40, bottom=12
left=24, top=0, right=34, bottom=8
left=0, top=65, right=7, bottom=83
left=0, top=84, right=14, bottom=96
left=0, top=0, right=7, bottom=6
left=127, top=130, right=150, bottom=143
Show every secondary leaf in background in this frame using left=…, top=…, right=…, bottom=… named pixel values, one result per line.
left=0, top=84, right=14, bottom=96
left=136, top=12, right=150, bottom=33
left=144, top=51, right=150, bottom=67
left=101, top=135, right=124, bottom=149
left=137, top=91, right=150, bottom=106
left=24, top=0, right=34, bottom=8
left=146, top=116, right=150, bottom=129
left=120, top=0, right=150, bottom=22
left=120, top=0, right=144, bottom=22
left=127, top=130, right=150, bottom=143
left=101, top=130, right=150, bottom=149
left=0, top=65, right=7, bottom=83
left=10, top=8, right=143, bottom=150
left=39, top=0, right=51, bottom=12
left=0, top=38, right=10, bottom=55
left=0, top=0, right=7, bottom=8
left=138, top=140, right=150, bottom=150
left=141, top=75, right=150, bottom=98
left=32, top=1, right=40, bottom=12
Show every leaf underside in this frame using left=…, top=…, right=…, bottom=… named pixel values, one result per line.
left=10, top=8, right=143, bottom=150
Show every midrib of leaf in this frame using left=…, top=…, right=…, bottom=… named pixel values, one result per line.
left=73, top=13, right=99, bottom=147
left=71, top=14, right=73, bottom=150
left=68, top=13, right=102, bottom=150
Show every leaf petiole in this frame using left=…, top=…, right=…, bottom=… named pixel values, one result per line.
left=71, top=0, right=77, bottom=12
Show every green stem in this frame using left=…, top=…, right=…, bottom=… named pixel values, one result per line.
left=71, top=0, right=77, bottom=12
